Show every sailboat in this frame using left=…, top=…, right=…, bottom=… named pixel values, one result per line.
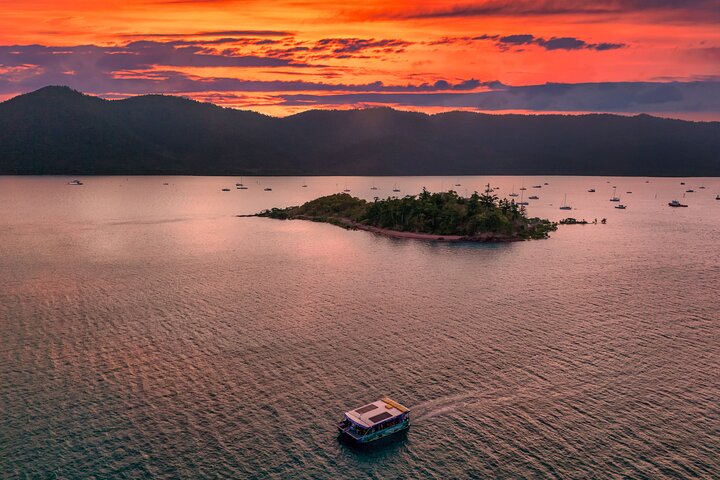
left=237, top=176, right=248, bottom=189
left=508, top=185, right=519, bottom=197
left=301, top=177, right=307, bottom=188
left=370, top=180, right=378, bottom=190
left=343, top=183, right=351, bottom=193
left=559, top=194, right=572, bottom=210
left=517, top=190, right=529, bottom=206
left=392, top=183, right=400, bottom=192
left=609, top=187, right=620, bottom=202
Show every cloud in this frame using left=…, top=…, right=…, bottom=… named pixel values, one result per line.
left=119, top=30, right=295, bottom=38
left=372, top=0, right=720, bottom=23
left=276, top=81, right=720, bottom=114
left=475, top=34, right=625, bottom=51
left=312, top=38, right=413, bottom=55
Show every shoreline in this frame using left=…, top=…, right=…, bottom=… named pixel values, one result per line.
left=238, top=214, right=524, bottom=243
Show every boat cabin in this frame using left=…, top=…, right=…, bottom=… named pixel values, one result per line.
left=337, top=397, right=410, bottom=444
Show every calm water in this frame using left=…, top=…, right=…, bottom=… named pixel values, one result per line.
left=1, top=176, right=719, bottom=479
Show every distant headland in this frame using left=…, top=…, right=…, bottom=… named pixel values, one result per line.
left=247, top=190, right=558, bottom=242
left=1, top=86, right=719, bottom=177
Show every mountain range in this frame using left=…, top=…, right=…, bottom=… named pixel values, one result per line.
left=1, top=86, right=718, bottom=176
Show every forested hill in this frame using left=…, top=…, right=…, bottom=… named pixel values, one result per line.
left=1, top=86, right=719, bottom=176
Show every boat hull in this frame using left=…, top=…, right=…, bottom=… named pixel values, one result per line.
left=337, top=420, right=410, bottom=446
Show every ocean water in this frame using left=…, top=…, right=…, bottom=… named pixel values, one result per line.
left=1, top=176, right=719, bottom=479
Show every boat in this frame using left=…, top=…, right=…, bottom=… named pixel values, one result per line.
left=528, top=195, right=539, bottom=200
left=519, top=186, right=527, bottom=191
left=392, top=183, right=400, bottom=193
left=302, top=184, right=308, bottom=188
left=264, top=187, right=272, bottom=191
left=237, top=177, right=245, bottom=187
left=615, top=204, right=627, bottom=209
left=343, top=183, right=351, bottom=193
left=516, top=190, right=529, bottom=205
left=508, top=185, right=519, bottom=197
left=532, top=185, right=542, bottom=189
left=587, top=188, right=596, bottom=192
left=680, top=182, right=685, bottom=185
left=163, top=182, right=169, bottom=185
left=221, top=188, right=231, bottom=191
left=609, top=187, right=620, bottom=202
left=544, top=182, right=549, bottom=185
left=716, top=195, right=720, bottom=200
left=699, top=186, right=706, bottom=189
left=668, top=200, right=688, bottom=207
left=559, top=194, right=572, bottom=210
left=337, top=397, right=410, bottom=445
left=370, top=181, right=378, bottom=191
left=685, top=189, right=694, bottom=193
left=626, top=191, right=632, bottom=194
left=68, top=179, right=83, bottom=185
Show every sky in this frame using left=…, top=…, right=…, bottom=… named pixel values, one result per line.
left=0, top=0, right=719, bottom=118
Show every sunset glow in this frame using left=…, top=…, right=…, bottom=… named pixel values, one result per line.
left=1, top=0, right=718, bottom=117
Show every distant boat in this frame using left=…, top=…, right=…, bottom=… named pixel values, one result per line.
left=544, top=182, right=549, bottom=185
left=680, top=182, right=685, bottom=185
left=508, top=185, right=519, bottom=197
left=615, top=204, right=627, bottom=209
left=237, top=177, right=245, bottom=187
left=517, top=190, right=529, bottom=206
left=668, top=200, right=688, bottom=207
left=559, top=194, right=572, bottom=210
left=588, top=188, right=596, bottom=192
left=528, top=195, right=539, bottom=200
left=371, top=181, right=378, bottom=190
left=302, top=184, right=308, bottom=188
left=716, top=195, right=720, bottom=200
left=68, top=179, right=83, bottom=185
left=264, top=187, right=272, bottom=191
left=519, top=186, right=527, bottom=191
left=163, top=182, right=169, bottom=185
left=699, top=186, right=706, bottom=189
left=626, top=191, right=632, bottom=194
left=343, top=183, right=351, bottom=192
left=685, top=189, right=695, bottom=193
left=392, top=183, right=400, bottom=192
left=532, top=185, right=542, bottom=188
left=221, top=188, right=231, bottom=191
left=609, top=187, right=620, bottom=202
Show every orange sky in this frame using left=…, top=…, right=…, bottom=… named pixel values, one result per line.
left=0, top=0, right=718, bottom=117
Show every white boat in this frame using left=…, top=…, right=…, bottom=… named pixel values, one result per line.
left=615, top=204, right=627, bottom=209
left=508, top=185, right=519, bottom=197
left=337, top=397, right=410, bottom=445
left=609, top=187, right=620, bottom=202
left=668, top=200, right=688, bottom=207
left=392, top=183, right=400, bottom=192
left=516, top=190, right=529, bottom=206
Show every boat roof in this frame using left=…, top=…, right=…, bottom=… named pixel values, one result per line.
left=344, top=397, right=409, bottom=428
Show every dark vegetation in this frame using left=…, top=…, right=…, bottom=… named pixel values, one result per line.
left=2, top=86, right=720, bottom=176
left=259, top=190, right=557, bottom=240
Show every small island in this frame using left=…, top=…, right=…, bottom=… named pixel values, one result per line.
left=248, top=188, right=557, bottom=242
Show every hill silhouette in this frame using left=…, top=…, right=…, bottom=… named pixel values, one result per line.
left=1, top=86, right=718, bottom=176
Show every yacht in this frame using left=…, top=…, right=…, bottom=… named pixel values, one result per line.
left=559, top=194, right=572, bottom=210
left=528, top=195, right=539, bottom=200
left=685, top=189, right=695, bottom=193
left=532, top=185, right=542, bottom=189
left=68, top=179, right=83, bottom=185
left=587, top=188, right=596, bottom=192
left=668, top=200, right=688, bottom=207
left=392, top=183, right=401, bottom=193
left=609, top=187, right=621, bottom=202
left=615, top=204, right=627, bottom=209
left=516, top=191, right=529, bottom=206
left=337, top=398, right=410, bottom=445
left=508, top=185, right=519, bottom=197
